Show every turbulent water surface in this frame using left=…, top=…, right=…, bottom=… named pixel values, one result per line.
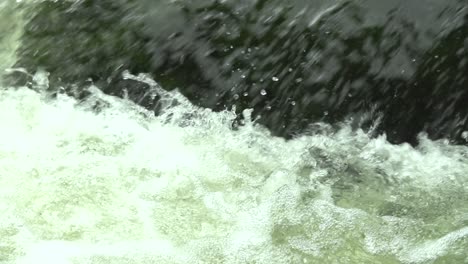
left=1, top=1, right=468, bottom=264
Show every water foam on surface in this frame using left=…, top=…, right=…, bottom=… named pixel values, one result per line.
left=0, top=71, right=467, bottom=263
left=0, top=1, right=467, bottom=262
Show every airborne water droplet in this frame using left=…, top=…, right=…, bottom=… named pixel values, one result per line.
left=260, top=89, right=267, bottom=96
left=272, top=76, right=279, bottom=82
left=462, top=131, right=468, bottom=141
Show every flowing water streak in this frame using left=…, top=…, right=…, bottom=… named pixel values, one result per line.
left=0, top=1, right=25, bottom=73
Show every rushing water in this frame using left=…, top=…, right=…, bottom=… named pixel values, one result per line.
left=1, top=72, right=468, bottom=264
left=1, top=1, right=468, bottom=264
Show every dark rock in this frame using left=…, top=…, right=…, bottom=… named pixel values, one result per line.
left=9, top=0, right=468, bottom=145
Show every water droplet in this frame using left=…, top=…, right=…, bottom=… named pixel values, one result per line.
left=243, top=92, right=249, bottom=97
left=265, top=105, right=272, bottom=110
left=462, top=131, right=468, bottom=140
left=260, top=89, right=267, bottom=96
left=241, top=75, right=246, bottom=79
left=288, top=68, right=293, bottom=72
left=122, top=89, right=129, bottom=99
left=291, top=101, right=296, bottom=106
left=323, top=111, right=329, bottom=116
left=233, top=94, right=240, bottom=100
left=272, top=77, right=279, bottom=82
left=295, top=78, right=303, bottom=83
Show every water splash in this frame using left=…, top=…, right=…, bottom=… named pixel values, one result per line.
left=0, top=72, right=467, bottom=263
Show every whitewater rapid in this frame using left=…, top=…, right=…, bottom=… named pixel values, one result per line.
left=1, top=1, right=468, bottom=263
left=0, top=71, right=467, bottom=263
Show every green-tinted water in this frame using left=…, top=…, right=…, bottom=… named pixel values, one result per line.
left=0, top=1, right=467, bottom=263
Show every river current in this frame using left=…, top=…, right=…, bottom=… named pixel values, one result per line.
left=0, top=1, right=467, bottom=263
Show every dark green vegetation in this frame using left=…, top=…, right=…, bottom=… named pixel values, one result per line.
left=8, top=0, right=468, bottom=145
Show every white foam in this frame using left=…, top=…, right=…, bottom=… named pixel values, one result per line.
left=0, top=78, right=466, bottom=263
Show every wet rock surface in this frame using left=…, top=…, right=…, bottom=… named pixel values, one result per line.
left=9, top=0, right=468, bottom=145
